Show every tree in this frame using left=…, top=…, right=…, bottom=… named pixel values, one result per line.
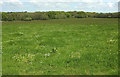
left=55, top=13, right=67, bottom=19
left=75, top=11, right=87, bottom=18
left=1, top=11, right=119, bottom=21
left=2, top=13, right=8, bottom=21
left=48, top=11, right=57, bottom=19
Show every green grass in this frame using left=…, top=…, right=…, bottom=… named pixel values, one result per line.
left=2, top=18, right=118, bottom=75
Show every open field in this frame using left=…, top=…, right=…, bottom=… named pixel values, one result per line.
left=2, top=18, right=118, bottom=75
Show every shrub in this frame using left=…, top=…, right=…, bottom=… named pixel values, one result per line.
left=2, top=13, right=8, bottom=21
left=55, top=13, right=67, bottom=19
left=39, top=14, right=49, bottom=20
left=23, top=17, right=32, bottom=21
left=8, top=17, right=14, bottom=21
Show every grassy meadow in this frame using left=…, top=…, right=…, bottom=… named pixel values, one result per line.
left=2, top=18, right=118, bottom=75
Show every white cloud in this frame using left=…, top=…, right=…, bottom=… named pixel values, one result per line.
left=1, top=0, right=24, bottom=12
left=0, top=1, right=2, bottom=11
left=29, top=0, right=119, bottom=2
left=29, top=2, right=70, bottom=11
left=1, top=0, right=118, bottom=12
left=74, top=2, right=117, bottom=12
left=108, top=3, right=114, bottom=7
left=55, top=3, right=70, bottom=9
left=2, top=0, right=23, bottom=5
left=0, top=1, right=3, bottom=5
left=115, top=0, right=120, bottom=2
left=28, top=0, right=118, bottom=11
left=29, top=0, right=78, bottom=2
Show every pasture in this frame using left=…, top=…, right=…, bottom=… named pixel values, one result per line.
left=2, top=18, right=118, bottom=75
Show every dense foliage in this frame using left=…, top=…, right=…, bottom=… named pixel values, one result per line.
left=1, top=11, right=119, bottom=21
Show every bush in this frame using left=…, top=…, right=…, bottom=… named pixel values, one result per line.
left=8, top=17, right=14, bottom=21
left=39, top=14, right=49, bottom=20
left=55, top=13, right=67, bottom=19
left=2, top=13, right=8, bottom=21
left=23, top=17, right=32, bottom=21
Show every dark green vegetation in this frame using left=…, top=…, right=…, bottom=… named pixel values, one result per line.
left=1, top=11, right=119, bottom=21
left=2, top=18, right=118, bottom=75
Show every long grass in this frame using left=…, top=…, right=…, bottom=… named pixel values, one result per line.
left=2, top=18, right=118, bottom=75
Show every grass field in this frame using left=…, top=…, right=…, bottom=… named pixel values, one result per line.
left=2, top=18, right=118, bottom=75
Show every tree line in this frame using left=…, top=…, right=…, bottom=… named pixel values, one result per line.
left=1, top=11, right=119, bottom=21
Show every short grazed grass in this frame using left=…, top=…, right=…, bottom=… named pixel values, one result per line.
left=2, top=18, right=118, bottom=75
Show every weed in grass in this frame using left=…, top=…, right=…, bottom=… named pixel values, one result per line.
left=2, top=18, right=118, bottom=75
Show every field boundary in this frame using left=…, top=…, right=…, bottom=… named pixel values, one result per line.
left=0, top=11, right=2, bottom=77
left=118, top=1, right=120, bottom=76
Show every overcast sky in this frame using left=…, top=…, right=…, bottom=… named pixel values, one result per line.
left=0, top=0, right=120, bottom=13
